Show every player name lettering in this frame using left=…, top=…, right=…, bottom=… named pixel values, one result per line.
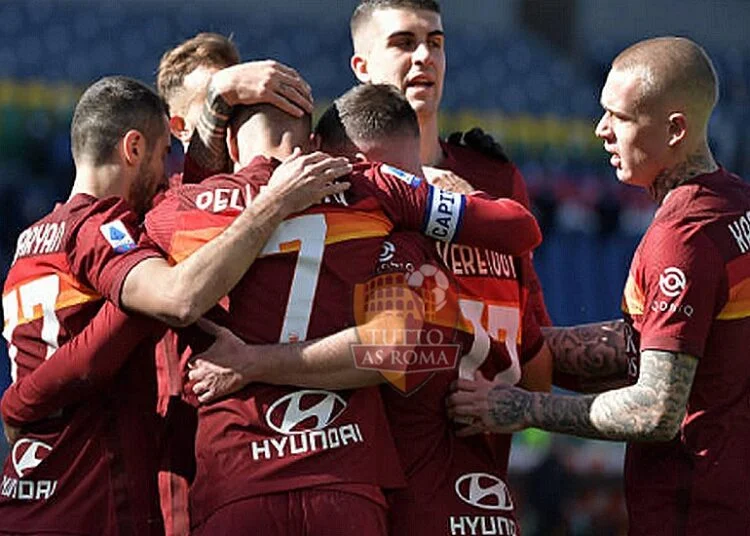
left=727, top=210, right=750, bottom=254
left=195, top=185, right=253, bottom=213
left=449, top=515, right=517, bottom=536
left=435, top=242, right=517, bottom=279
left=1, top=475, right=57, bottom=501
left=250, top=424, right=364, bottom=461
left=12, top=221, right=66, bottom=265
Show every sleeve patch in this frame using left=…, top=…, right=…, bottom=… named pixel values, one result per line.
left=380, top=164, right=423, bottom=188
left=99, top=220, right=137, bottom=253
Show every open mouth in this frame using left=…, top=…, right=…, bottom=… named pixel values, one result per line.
left=406, top=76, right=435, bottom=90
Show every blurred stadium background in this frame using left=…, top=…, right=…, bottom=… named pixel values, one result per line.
left=0, top=0, right=747, bottom=533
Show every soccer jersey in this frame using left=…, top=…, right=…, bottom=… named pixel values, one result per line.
left=620, top=168, right=750, bottom=535
left=0, top=195, right=164, bottom=535
left=439, top=139, right=552, bottom=328
left=377, top=232, right=543, bottom=536
left=143, top=156, right=540, bottom=528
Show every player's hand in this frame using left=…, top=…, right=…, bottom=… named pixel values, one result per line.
left=446, top=373, right=531, bottom=435
left=422, top=167, right=476, bottom=194
left=447, top=127, right=509, bottom=163
left=211, top=60, right=314, bottom=117
left=2, top=420, right=21, bottom=446
left=188, top=318, right=268, bottom=404
left=263, top=148, right=352, bottom=215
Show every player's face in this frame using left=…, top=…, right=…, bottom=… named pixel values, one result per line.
left=352, top=8, right=445, bottom=120
left=595, top=68, right=670, bottom=188
left=131, top=117, right=171, bottom=216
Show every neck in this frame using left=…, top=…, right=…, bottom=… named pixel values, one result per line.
left=69, top=162, right=127, bottom=201
left=418, top=113, right=443, bottom=167
left=648, top=146, right=718, bottom=204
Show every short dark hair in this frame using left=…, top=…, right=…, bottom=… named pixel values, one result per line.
left=315, top=84, right=420, bottom=152
left=351, top=0, right=441, bottom=40
left=229, top=103, right=312, bottom=140
left=71, top=76, right=168, bottom=166
left=157, top=32, right=240, bottom=112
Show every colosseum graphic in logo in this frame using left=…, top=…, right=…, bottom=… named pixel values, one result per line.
left=351, top=252, right=462, bottom=394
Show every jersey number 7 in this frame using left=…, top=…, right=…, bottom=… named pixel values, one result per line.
left=261, top=214, right=327, bottom=343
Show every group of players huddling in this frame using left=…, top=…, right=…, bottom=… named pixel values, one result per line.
left=2, top=1, right=749, bottom=535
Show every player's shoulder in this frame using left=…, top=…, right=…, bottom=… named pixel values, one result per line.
left=658, top=169, right=749, bottom=227
left=439, top=136, right=523, bottom=201
left=351, top=160, right=425, bottom=190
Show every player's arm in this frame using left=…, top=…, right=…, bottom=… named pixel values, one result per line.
left=1, top=302, right=154, bottom=430
left=376, top=169, right=541, bottom=256
left=448, top=349, right=697, bottom=441
left=187, top=319, right=389, bottom=403
left=545, top=320, right=632, bottom=392
left=187, top=60, right=313, bottom=174
left=120, top=151, right=351, bottom=327
left=518, top=341, right=552, bottom=393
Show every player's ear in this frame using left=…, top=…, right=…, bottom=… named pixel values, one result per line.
left=351, top=54, right=371, bottom=83
left=311, top=132, right=322, bottom=151
left=121, top=130, right=145, bottom=167
left=667, top=112, right=688, bottom=148
left=169, top=116, right=190, bottom=145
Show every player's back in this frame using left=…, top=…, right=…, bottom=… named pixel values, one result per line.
left=0, top=196, right=163, bottom=535
left=145, top=157, right=410, bottom=527
left=372, top=231, right=544, bottom=536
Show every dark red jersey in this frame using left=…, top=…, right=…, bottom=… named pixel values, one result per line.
left=143, top=156, right=542, bottom=528
left=620, top=169, right=750, bottom=535
left=374, top=231, right=543, bottom=536
left=0, top=195, right=164, bottom=535
left=440, top=139, right=552, bottom=328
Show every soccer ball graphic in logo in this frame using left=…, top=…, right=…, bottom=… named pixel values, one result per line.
left=407, top=263, right=449, bottom=318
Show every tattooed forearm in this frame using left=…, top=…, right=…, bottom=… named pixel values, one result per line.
left=188, top=81, right=232, bottom=173
left=543, top=320, right=627, bottom=378
left=648, top=151, right=718, bottom=204
left=513, top=350, right=697, bottom=441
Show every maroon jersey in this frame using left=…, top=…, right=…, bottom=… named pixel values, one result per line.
left=144, top=156, right=542, bottom=528
left=439, top=139, right=552, bottom=328
left=376, top=232, right=543, bottom=536
left=0, top=195, right=164, bottom=535
left=621, top=169, right=750, bottom=535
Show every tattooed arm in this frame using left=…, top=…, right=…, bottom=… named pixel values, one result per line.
left=449, top=349, right=697, bottom=442
left=187, top=61, right=314, bottom=174
left=544, top=320, right=627, bottom=377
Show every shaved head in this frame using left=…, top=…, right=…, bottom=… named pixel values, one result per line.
left=612, top=37, right=718, bottom=122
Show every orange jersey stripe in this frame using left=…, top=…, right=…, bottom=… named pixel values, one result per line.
left=717, top=277, right=750, bottom=320
left=622, top=274, right=644, bottom=315
left=726, top=255, right=750, bottom=288
left=167, top=210, right=393, bottom=262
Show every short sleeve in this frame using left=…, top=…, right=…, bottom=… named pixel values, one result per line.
left=67, top=197, right=162, bottom=305
left=637, top=222, right=725, bottom=358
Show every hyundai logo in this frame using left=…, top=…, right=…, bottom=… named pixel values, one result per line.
left=454, top=473, right=514, bottom=511
left=266, top=390, right=347, bottom=434
left=11, top=439, right=53, bottom=478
